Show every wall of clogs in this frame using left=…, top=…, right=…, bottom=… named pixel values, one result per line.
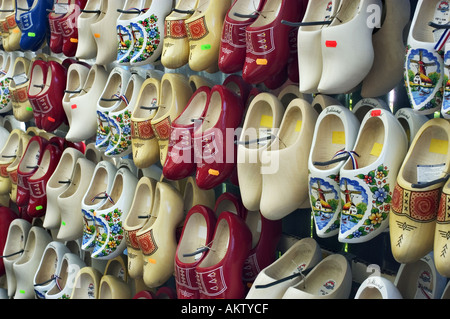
left=0, top=0, right=449, bottom=301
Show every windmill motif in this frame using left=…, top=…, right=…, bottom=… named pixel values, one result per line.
left=117, top=27, right=129, bottom=49
left=340, top=179, right=361, bottom=216
left=410, top=50, right=437, bottom=89
left=311, top=180, right=334, bottom=213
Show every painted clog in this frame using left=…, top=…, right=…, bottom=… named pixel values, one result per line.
left=185, top=0, right=232, bottom=72
left=91, top=167, right=138, bottom=260
left=4, top=0, right=21, bottom=51
left=81, top=160, right=117, bottom=251
left=390, top=118, right=450, bottom=264
left=237, top=92, right=284, bottom=212
left=282, top=253, right=352, bottom=299
left=6, top=132, right=30, bottom=204
left=161, top=0, right=198, bottom=69
left=116, top=0, right=144, bottom=65
left=151, top=73, right=192, bottom=165
left=195, top=211, right=251, bottom=299
left=260, top=98, right=318, bottom=220
left=104, top=73, right=145, bottom=158
left=0, top=51, right=17, bottom=114
left=218, top=0, right=265, bottom=74
left=95, top=67, right=132, bottom=152
left=405, top=0, right=448, bottom=115
left=9, top=56, right=33, bottom=122
left=308, top=105, right=360, bottom=238
left=175, top=204, right=216, bottom=299
left=194, top=85, right=243, bottom=190
left=163, top=86, right=211, bottom=181
left=130, top=77, right=161, bottom=169
left=242, top=0, right=303, bottom=84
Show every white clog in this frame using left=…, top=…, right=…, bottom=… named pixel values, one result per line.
left=338, top=108, right=408, bottom=243
left=91, top=167, right=138, bottom=260
left=311, top=94, right=342, bottom=114
left=13, top=226, right=52, bottom=299
left=66, top=64, right=109, bottom=143
left=0, top=129, right=23, bottom=196
left=84, top=142, right=102, bottom=164
left=43, top=147, right=85, bottom=230
left=394, top=252, right=447, bottom=299
left=104, top=73, right=145, bottom=158
left=95, top=67, right=132, bottom=152
left=282, top=253, right=352, bottom=299
left=354, top=275, right=402, bottom=299
left=45, top=252, right=86, bottom=299
left=394, top=108, right=429, bottom=146
left=2, top=218, right=31, bottom=298
left=297, top=0, right=340, bottom=94
left=237, top=92, right=285, bottom=212
left=75, top=0, right=103, bottom=59
left=317, top=0, right=382, bottom=95
left=90, top=0, right=123, bottom=66
left=57, top=158, right=96, bottom=242
left=308, top=105, right=360, bottom=238
left=98, top=275, right=131, bottom=299
left=33, top=241, right=70, bottom=299
left=259, top=98, right=318, bottom=220
left=81, top=160, right=118, bottom=251
left=246, top=237, right=322, bottom=299
left=405, top=0, right=448, bottom=115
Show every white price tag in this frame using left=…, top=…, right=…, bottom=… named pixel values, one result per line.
left=417, top=163, right=446, bottom=184
left=54, top=3, right=68, bottom=14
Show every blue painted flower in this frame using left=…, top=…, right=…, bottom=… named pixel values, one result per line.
left=122, top=125, right=131, bottom=135
left=111, top=223, right=121, bottom=234
left=149, top=29, right=157, bottom=38
left=373, top=187, right=387, bottom=203
left=352, top=230, right=362, bottom=238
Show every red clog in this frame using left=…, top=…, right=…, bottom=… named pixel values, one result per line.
left=163, top=87, right=211, bottom=181
left=0, top=207, right=17, bottom=276
left=48, top=6, right=65, bottom=54
left=16, top=136, right=49, bottom=208
left=242, top=210, right=282, bottom=283
left=194, top=85, right=243, bottom=190
left=156, top=286, right=177, bottom=299
left=27, top=144, right=62, bottom=218
left=48, top=136, right=86, bottom=154
left=222, top=74, right=253, bottom=105
left=27, top=59, right=48, bottom=129
left=242, top=0, right=304, bottom=84
left=263, top=63, right=288, bottom=89
left=195, top=211, right=252, bottom=299
left=33, top=61, right=68, bottom=132
left=218, top=0, right=266, bottom=74
left=59, top=0, right=87, bottom=57
left=175, top=205, right=217, bottom=299
left=214, top=192, right=247, bottom=219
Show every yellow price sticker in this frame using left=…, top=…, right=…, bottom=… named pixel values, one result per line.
left=295, top=120, right=302, bottom=132
left=260, top=115, right=273, bottom=128
left=429, top=139, right=448, bottom=155
left=256, top=59, right=268, bottom=65
left=370, top=143, right=383, bottom=157
left=332, top=131, right=345, bottom=144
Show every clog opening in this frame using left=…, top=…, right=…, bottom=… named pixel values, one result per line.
left=72, top=271, right=97, bottom=299
left=353, top=105, right=372, bottom=123
left=99, top=72, right=124, bottom=108
left=331, top=0, right=361, bottom=26
left=14, top=228, right=36, bottom=266
left=47, top=257, right=70, bottom=296
left=397, top=117, right=411, bottom=144
left=402, top=125, right=449, bottom=184
left=63, top=70, right=82, bottom=103
left=31, top=148, right=51, bottom=180
left=275, top=104, right=303, bottom=151
left=412, top=0, right=442, bottom=43
left=34, top=248, right=57, bottom=287
left=13, top=59, right=27, bottom=79
left=199, top=90, right=221, bottom=132
left=395, top=261, right=432, bottom=299
left=3, top=224, right=26, bottom=262
left=357, top=286, right=383, bottom=299
left=311, top=114, right=346, bottom=170
left=300, top=0, right=336, bottom=32
left=79, top=68, right=97, bottom=97
left=47, top=152, right=74, bottom=188
left=101, top=173, right=123, bottom=210
left=132, top=80, right=158, bottom=119
left=215, top=198, right=239, bottom=218
left=83, top=166, right=109, bottom=205
left=39, top=65, right=53, bottom=95
left=177, top=212, right=208, bottom=264
left=240, top=98, right=275, bottom=150
left=176, top=90, right=209, bottom=126
left=85, top=145, right=101, bottom=163
left=250, top=0, right=282, bottom=27
left=114, top=77, right=135, bottom=112
left=18, top=139, right=41, bottom=173
left=126, top=181, right=153, bottom=228
left=154, top=78, right=174, bottom=119
left=28, top=64, right=45, bottom=96
left=292, top=258, right=346, bottom=295
left=0, top=131, right=20, bottom=159
left=59, top=162, right=81, bottom=199
left=104, top=259, right=126, bottom=279
left=118, top=0, right=143, bottom=20
left=265, top=241, right=315, bottom=280
left=79, top=0, right=101, bottom=19
left=99, top=278, right=113, bottom=299
left=7, top=136, right=26, bottom=170
left=169, top=0, right=197, bottom=19
left=343, top=116, right=385, bottom=170
left=228, top=0, right=264, bottom=22
left=198, top=217, right=229, bottom=267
